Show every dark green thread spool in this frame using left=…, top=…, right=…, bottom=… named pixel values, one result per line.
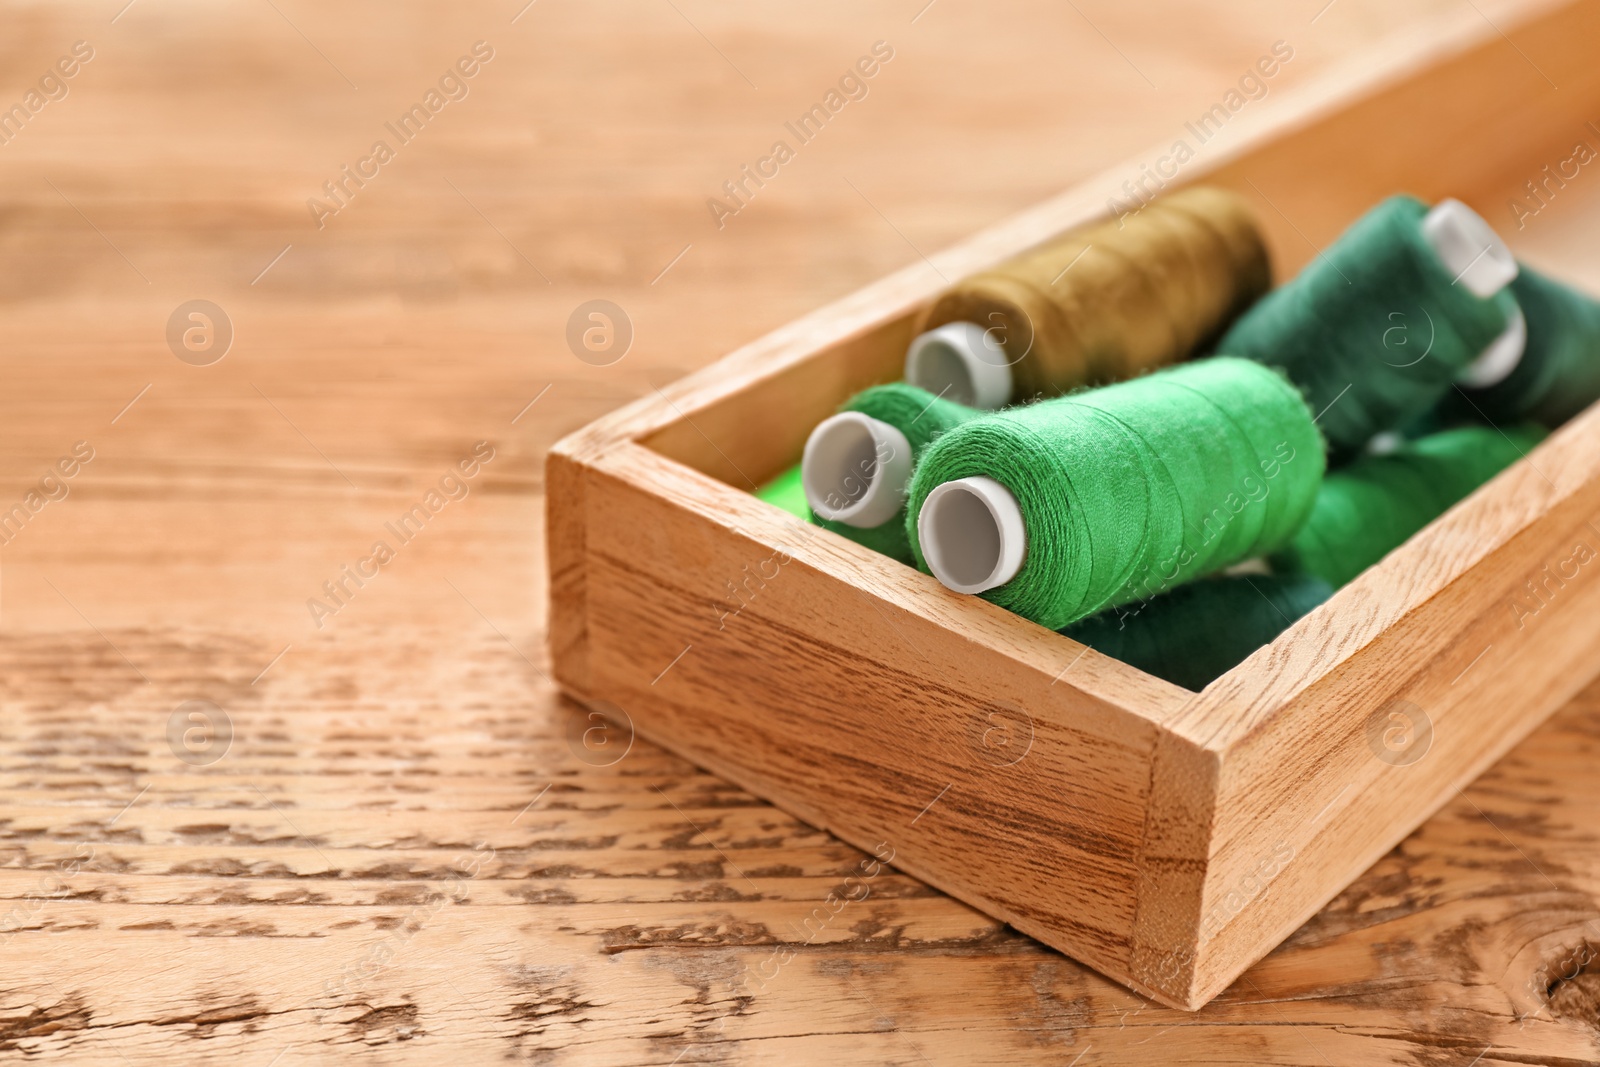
left=802, top=383, right=983, bottom=564
left=1454, top=264, right=1600, bottom=427
left=1062, top=572, right=1333, bottom=691
left=1220, top=196, right=1518, bottom=457
left=1270, top=424, right=1544, bottom=587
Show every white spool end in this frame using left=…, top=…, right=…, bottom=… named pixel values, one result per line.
left=917, top=476, right=1027, bottom=594
left=1422, top=198, right=1518, bottom=298
left=1365, top=430, right=1407, bottom=456
left=905, top=322, right=1014, bottom=409
left=802, top=413, right=914, bottom=528
left=1459, top=302, right=1527, bottom=388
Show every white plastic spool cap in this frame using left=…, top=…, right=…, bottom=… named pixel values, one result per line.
left=1460, top=303, right=1527, bottom=388
left=1364, top=430, right=1407, bottom=457
left=917, top=476, right=1027, bottom=594
left=904, top=322, right=1014, bottom=409
left=802, top=413, right=914, bottom=528
left=1421, top=198, right=1518, bottom=299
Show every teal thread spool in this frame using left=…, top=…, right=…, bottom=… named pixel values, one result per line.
left=1455, top=264, right=1600, bottom=427
left=1270, top=424, right=1544, bottom=587
left=1062, top=572, right=1333, bottom=691
left=802, top=383, right=982, bottom=564
left=1219, top=196, right=1519, bottom=456
left=907, top=357, right=1326, bottom=629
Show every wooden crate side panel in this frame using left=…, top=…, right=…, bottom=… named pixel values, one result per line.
left=1190, top=479, right=1600, bottom=1004
left=545, top=446, right=590, bottom=695
left=639, top=312, right=916, bottom=491
left=573, top=446, right=1183, bottom=984
left=600, top=442, right=1194, bottom=727
left=1127, top=730, right=1221, bottom=1008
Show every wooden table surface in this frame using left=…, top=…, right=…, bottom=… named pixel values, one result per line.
left=2, top=0, right=1597, bottom=1063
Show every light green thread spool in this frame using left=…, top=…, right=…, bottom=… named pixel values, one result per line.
left=1270, top=424, right=1545, bottom=587
left=802, top=383, right=983, bottom=564
left=755, top=465, right=810, bottom=520
left=908, top=357, right=1325, bottom=629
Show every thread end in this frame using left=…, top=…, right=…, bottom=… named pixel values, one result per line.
left=917, top=476, right=1027, bottom=594
left=905, top=322, right=1013, bottom=409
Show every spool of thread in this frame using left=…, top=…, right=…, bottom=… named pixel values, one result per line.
left=907, top=357, right=1325, bottom=629
left=1270, top=424, right=1544, bottom=587
left=1454, top=264, right=1600, bottom=427
left=802, top=383, right=982, bottom=564
left=755, top=464, right=810, bottom=520
left=906, top=186, right=1271, bottom=408
left=1218, top=195, right=1519, bottom=456
left=1062, top=573, right=1333, bottom=691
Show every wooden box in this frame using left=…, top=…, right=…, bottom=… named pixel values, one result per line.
left=546, top=0, right=1600, bottom=1009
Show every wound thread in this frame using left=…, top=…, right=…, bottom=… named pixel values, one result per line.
left=915, top=186, right=1271, bottom=401
left=1219, top=194, right=1513, bottom=457
left=1270, top=424, right=1544, bottom=587
left=1062, top=572, right=1333, bottom=691
left=812, top=383, right=983, bottom=563
left=907, top=357, right=1325, bottom=629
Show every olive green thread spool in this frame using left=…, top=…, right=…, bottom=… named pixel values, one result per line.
left=802, top=383, right=983, bottom=564
left=906, top=186, right=1271, bottom=408
left=1063, top=572, right=1333, bottom=691
left=1219, top=195, right=1521, bottom=457
left=908, top=357, right=1325, bottom=629
left=1270, top=424, right=1545, bottom=588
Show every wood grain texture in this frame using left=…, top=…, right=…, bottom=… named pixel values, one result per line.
left=5, top=0, right=1600, bottom=1061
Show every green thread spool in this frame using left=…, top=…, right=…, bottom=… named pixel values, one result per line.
left=1219, top=196, right=1518, bottom=456
left=907, top=357, right=1325, bottom=629
left=907, top=186, right=1272, bottom=407
left=1270, top=424, right=1544, bottom=587
left=1455, top=264, right=1600, bottom=427
left=802, top=383, right=982, bottom=564
left=755, top=464, right=810, bottom=520
left=1062, top=573, right=1333, bottom=691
